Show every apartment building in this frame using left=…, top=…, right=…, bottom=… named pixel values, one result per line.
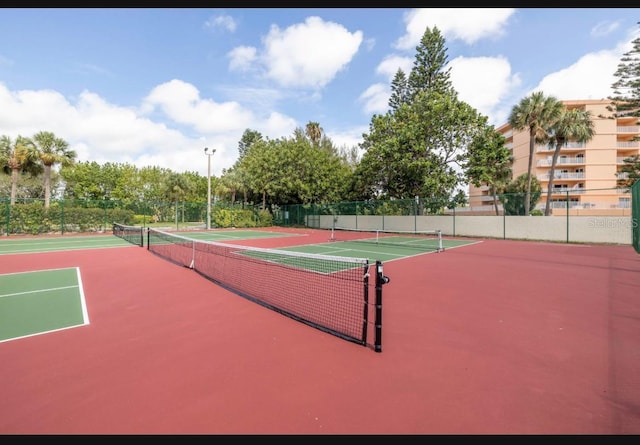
left=468, top=99, right=639, bottom=215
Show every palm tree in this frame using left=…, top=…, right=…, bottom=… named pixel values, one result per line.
left=508, top=92, right=563, bottom=215
left=32, top=131, right=76, bottom=208
left=219, top=167, right=241, bottom=205
left=0, top=135, right=42, bottom=205
left=305, top=121, right=323, bottom=146
left=543, top=108, right=595, bottom=215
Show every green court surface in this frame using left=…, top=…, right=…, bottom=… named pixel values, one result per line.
left=237, top=236, right=478, bottom=274
left=0, top=235, right=134, bottom=255
left=0, top=228, right=299, bottom=255
left=271, top=237, right=477, bottom=264
left=179, top=229, right=301, bottom=242
left=0, top=267, right=88, bottom=342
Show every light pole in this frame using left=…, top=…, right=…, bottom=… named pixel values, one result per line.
left=204, top=147, right=216, bottom=230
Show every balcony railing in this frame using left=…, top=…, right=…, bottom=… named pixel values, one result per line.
left=539, top=172, right=585, bottom=180
left=535, top=142, right=586, bottom=152
left=550, top=188, right=585, bottom=195
left=617, top=141, right=639, bottom=148
left=537, top=157, right=585, bottom=166
left=617, top=126, right=639, bottom=133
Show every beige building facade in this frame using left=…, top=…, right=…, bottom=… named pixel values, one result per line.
left=468, top=99, right=639, bottom=216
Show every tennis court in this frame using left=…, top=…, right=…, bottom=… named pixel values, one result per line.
left=0, top=267, right=88, bottom=342
left=0, top=234, right=134, bottom=255
left=0, top=226, right=639, bottom=434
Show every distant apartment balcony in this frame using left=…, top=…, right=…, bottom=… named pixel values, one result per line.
left=535, top=141, right=586, bottom=152
left=617, top=172, right=629, bottom=180
left=539, top=172, right=585, bottom=180
left=617, top=125, right=639, bottom=133
left=537, top=156, right=585, bottom=166
left=617, top=141, right=639, bottom=148
left=545, top=201, right=582, bottom=209
left=502, top=129, right=513, bottom=139
left=551, top=188, right=585, bottom=195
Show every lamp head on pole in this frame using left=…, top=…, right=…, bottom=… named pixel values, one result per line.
left=204, top=147, right=216, bottom=156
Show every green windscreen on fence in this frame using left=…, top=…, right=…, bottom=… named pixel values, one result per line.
left=633, top=180, right=640, bottom=254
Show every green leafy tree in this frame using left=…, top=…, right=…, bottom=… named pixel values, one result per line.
left=0, top=170, right=47, bottom=200
left=355, top=26, right=485, bottom=211
left=501, top=173, right=542, bottom=216
left=465, top=125, right=513, bottom=215
left=61, top=161, right=142, bottom=201
left=543, top=108, right=595, bottom=215
left=357, top=89, right=485, bottom=211
left=0, top=135, right=43, bottom=205
left=108, top=163, right=144, bottom=203
left=238, top=126, right=353, bottom=208
left=138, top=165, right=173, bottom=203
left=218, top=166, right=242, bottom=205
left=32, top=131, right=76, bottom=208
left=238, top=129, right=263, bottom=161
left=163, top=172, right=194, bottom=225
left=508, top=92, right=563, bottom=215
left=242, top=138, right=279, bottom=209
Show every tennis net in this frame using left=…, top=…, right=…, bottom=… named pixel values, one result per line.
left=147, top=228, right=388, bottom=352
left=329, top=227, right=444, bottom=252
left=113, top=222, right=145, bottom=247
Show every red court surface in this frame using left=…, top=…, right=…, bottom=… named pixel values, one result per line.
left=0, top=228, right=639, bottom=434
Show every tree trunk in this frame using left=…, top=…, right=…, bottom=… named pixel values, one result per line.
left=44, top=164, right=52, bottom=209
left=10, top=168, right=18, bottom=205
left=544, top=140, right=562, bottom=216
left=491, top=185, right=500, bottom=215
left=525, top=136, right=535, bottom=215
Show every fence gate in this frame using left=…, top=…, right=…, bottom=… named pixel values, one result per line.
left=633, top=180, right=639, bottom=254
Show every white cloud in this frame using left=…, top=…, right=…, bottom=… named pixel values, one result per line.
left=376, top=55, right=413, bottom=82
left=449, top=55, right=521, bottom=125
left=532, top=49, right=619, bottom=101
left=359, top=83, right=389, bottom=115
left=360, top=7, right=519, bottom=125
left=228, top=46, right=257, bottom=72
left=395, top=8, right=515, bottom=50
left=142, top=79, right=255, bottom=133
left=328, top=125, right=368, bottom=152
left=260, top=16, right=363, bottom=89
left=0, top=79, right=300, bottom=178
left=205, top=14, right=237, bottom=33
left=590, top=20, right=619, bottom=38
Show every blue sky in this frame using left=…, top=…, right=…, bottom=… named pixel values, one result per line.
left=0, top=8, right=638, bottom=178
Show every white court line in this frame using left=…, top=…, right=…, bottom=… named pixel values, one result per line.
left=0, top=285, right=79, bottom=299
left=0, top=266, right=90, bottom=344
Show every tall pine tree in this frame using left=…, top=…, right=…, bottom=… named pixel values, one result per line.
left=609, top=22, right=640, bottom=187
left=407, top=26, right=453, bottom=100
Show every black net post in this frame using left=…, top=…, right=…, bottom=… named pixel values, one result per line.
left=361, top=262, right=370, bottom=347
left=633, top=180, right=639, bottom=254
left=374, top=260, right=390, bottom=353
